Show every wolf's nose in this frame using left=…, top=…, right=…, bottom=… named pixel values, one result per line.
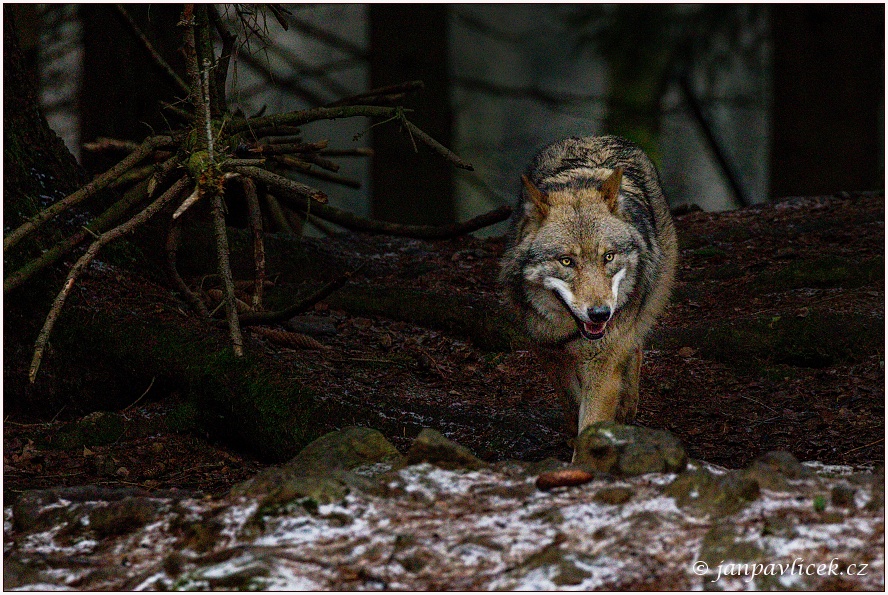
left=587, top=306, right=611, bottom=323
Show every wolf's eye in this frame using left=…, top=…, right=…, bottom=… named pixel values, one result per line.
left=559, top=256, right=575, bottom=267
left=603, top=252, right=615, bottom=262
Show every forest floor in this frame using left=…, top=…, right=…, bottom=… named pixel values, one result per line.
left=3, top=191, right=884, bottom=499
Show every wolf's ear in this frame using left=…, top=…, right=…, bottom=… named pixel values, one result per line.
left=521, top=175, right=549, bottom=218
left=600, top=167, right=623, bottom=212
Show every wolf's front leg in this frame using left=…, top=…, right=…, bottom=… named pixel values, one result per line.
left=536, top=346, right=580, bottom=436
left=615, top=346, right=642, bottom=423
left=576, top=347, right=632, bottom=434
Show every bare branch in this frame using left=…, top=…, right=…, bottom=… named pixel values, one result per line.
left=263, top=182, right=512, bottom=239
left=210, top=192, right=244, bottom=356
left=165, top=220, right=210, bottom=318
left=230, top=105, right=408, bottom=133
left=326, top=80, right=424, bottom=107
left=402, top=120, right=474, bottom=170
left=4, top=135, right=173, bottom=252
left=115, top=4, right=190, bottom=96
left=241, top=176, right=265, bottom=309
left=5, top=178, right=151, bottom=294
left=319, top=148, right=373, bottom=157
left=29, top=176, right=192, bottom=383
left=223, top=164, right=328, bottom=204
left=244, top=140, right=328, bottom=156
left=306, top=204, right=513, bottom=239
left=82, top=137, right=140, bottom=153
left=272, top=156, right=360, bottom=188
left=236, top=272, right=353, bottom=327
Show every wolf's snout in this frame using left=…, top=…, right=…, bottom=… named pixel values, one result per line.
left=587, top=306, right=611, bottom=323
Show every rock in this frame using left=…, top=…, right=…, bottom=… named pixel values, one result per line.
left=665, top=469, right=759, bottom=516
left=286, top=315, right=338, bottom=337
left=233, top=427, right=403, bottom=498
left=518, top=540, right=592, bottom=587
left=521, top=457, right=569, bottom=476
left=3, top=558, right=41, bottom=589
left=404, top=428, right=485, bottom=470
left=593, top=486, right=634, bottom=505
left=12, top=485, right=149, bottom=533
left=260, top=475, right=352, bottom=508
left=185, top=553, right=271, bottom=590
left=52, top=411, right=126, bottom=449
left=831, top=484, right=857, bottom=507
left=754, top=450, right=810, bottom=479
left=743, top=451, right=809, bottom=491
left=290, top=426, right=403, bottom=475
left=573, top=422, right=687, bottom=476
left=89, top=497, right=159, bottom=537
left=743, top=463, right=790, bottom=491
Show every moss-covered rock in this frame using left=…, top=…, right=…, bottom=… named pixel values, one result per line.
left=753, top=451, right=809, bottom=479
left=291, top=426, right=403, bottom=475
left=52, top=411, right=126, bottom=449
left=232, top=426, right=402, bottom=499
left=88, top=497, right=159, bottom=537
left=665, top=469, right=760, bottom=517
left=573, top=422, right=687, bottom=476
left=404, top=428, right=485, bottom=470
left=742, top=451, right=810, bottom=492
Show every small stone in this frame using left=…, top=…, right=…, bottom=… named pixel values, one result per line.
left=405, top=428, right=484, bottom=469
left=666, top=469, right=759, bottom=517
left=831, top=484, right=857, bottom=508
left=89, top=497, right=157, bottom=537
left=593, top=487, right=634, bottom=505
left=744, top=462, right=790, bottom=491
left=754, top=451, right=809, bottom=479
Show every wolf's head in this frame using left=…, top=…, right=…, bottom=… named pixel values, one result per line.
left=517, top=168, right=645, bottom=342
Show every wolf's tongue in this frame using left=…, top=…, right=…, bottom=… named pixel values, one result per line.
left=583, top=321, right=606, bottom=335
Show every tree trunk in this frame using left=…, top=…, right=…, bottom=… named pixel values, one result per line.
left=369, top=5, right=455, bottom=225
left=4, top=7, right=84, bottom=234
left=770, top=5, right=884, bottom=198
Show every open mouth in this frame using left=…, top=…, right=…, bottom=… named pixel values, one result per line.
left=579, top=320, right=607, bottom=341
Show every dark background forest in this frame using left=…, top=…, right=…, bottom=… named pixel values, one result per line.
left=3, top=4, right=884, bottom=499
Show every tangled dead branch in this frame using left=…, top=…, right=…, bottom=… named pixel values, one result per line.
left=6, top=4, right=511, bottom=383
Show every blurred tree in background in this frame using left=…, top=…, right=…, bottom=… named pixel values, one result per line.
left=370, top=5, right=455, bottom=225
left=770, top=5, right=883, bottom=198
left=17, top=4, right=886, bottom=214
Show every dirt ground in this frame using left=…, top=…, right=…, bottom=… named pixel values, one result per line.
left=4, top=191, right=884, bottom=499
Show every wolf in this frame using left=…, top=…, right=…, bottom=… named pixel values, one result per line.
left=499, top=135, right=677, bottom=440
